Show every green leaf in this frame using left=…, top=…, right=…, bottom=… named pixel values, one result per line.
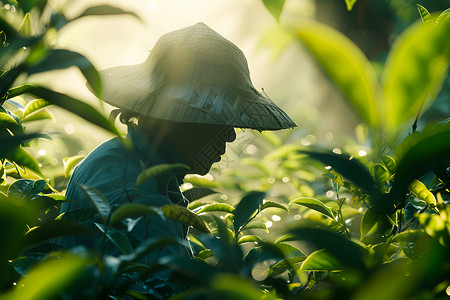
left=0, top=14, right=19, bottom=40
left=135, top=163, right=189, bottom=189
left=78, top=184, right=110, bottom=224
left=6, top=147, right=44, bottom=177
left=345, top=0, right=357, bottom=11
left=360, top=208, right=381, bottom=238
left=161, top=204, right=210, bottom=233
left=240, top=221, right=269, bottom=233
left=0, top=65, right=27, bottom=101
left=437, top=8, right=450, bottom=23
left=27, top=49, right=102, bottom=97
left=233, top=191, right=266, bottom=233
left=211, top=274, right=268, bottom=300
left=194, top=203, right=235, bottom=214
left=301, top=249, right=342, bottom=271
left=289, top=226, right=369, bottom=271
left=187, top=199, right=216, bottom=210
left=381, top=155, right=396, bottom=175
left=373, top=163, right=389, bottom=189
left=0, top=195, right=33, bottom=261
left=7, top=85, right=120, bottom=136
left=63, top=154, right=85, bottom=178
left=262, top=0, right=286, bottom=22
left=301, top=150, right=382, bottom=200
left=360, top=209, right=396, bottom=238
left=8, top=179, right=47, bottom=198
left=290, top=197, right=335, bottom=219
left=120, top=236, right=180, bottom=262
left=24, top=220, right=92, bottom=249
left=390, top=129, right=450, bottom=204
left=261, top=200, right=289, bottom=213
left=291, top=20, right=380, bottom=128
left=408, top=179, right=436, bottom=205
left=22, top=109, right=53, bottom=122
left=184, top=176, right=218, bottom=189
left=0, top=111, right=23, bottom=135
left=2, top=254, right=88, bottom=300
left=392, top=229, right=432, bottom=259
left=109, top=203, right=165, bottom=226
left=416, top=4, right=432, bottom=23
left=0, top=133, right=45, bottom=157
left=237, top=235, right=263, bottom=244
left=74, top=5, right=141, bottom=21
left=23, top=99, right=51, bottom=117
left=382, top=19, right=450, bottom=133
left=95, top=223, right=133, bottom=255
left=18, top=13, right=32, bottom=36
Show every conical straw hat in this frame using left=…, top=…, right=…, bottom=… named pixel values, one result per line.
left=99, top=22, right=296, bottom=130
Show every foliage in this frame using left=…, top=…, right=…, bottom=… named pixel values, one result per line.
left=0, top=1, right=449, bottom=300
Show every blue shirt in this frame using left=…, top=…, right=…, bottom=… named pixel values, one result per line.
left=59, top=126, right=190, bottom=262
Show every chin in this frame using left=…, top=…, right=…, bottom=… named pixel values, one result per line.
left=189, top=163, right=213, bottom=176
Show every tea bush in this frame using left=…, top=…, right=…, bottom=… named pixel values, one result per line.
left=0, top=1, right=449, bottom=299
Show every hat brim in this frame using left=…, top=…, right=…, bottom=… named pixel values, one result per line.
left=98, top=62, right=296, bottom=131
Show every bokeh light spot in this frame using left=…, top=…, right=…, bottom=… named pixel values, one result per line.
left=272, top=215, right=281, bottom=222
left=251, top=262, right=269, bottom=281
left=244, top=144, right=257, bottom=155
left=358, top=150, right=367, bottom=157
left=64, top=123, right=75, bottom=134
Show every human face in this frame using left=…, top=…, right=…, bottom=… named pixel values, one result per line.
left=165, top=123, right=236, bottom=175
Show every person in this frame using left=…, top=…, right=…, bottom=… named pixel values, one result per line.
left=59, top=22, right=296, bottom=294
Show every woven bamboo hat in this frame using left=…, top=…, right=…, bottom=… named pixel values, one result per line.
left=98, top=22, right=296, bottom=130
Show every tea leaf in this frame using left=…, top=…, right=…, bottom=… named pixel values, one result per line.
left=292, top=20, right=380, bottom=128
left=262, top=0, right=285, bottom=22
left=78, top=184, right=111, bottom=224
left=301, top=249, right=342, bottom=271
left=290, top=197, right=335, bottom=219
left=233, top=191, right=266, bottom=233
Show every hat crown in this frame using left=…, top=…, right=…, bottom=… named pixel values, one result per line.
left=145, top=22, right=251, bottom=90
